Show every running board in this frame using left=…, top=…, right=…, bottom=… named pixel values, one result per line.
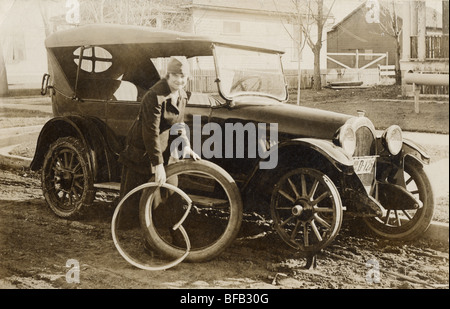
left=188, top=194, right=228, bottom=208
left=94, top=182, right=120, bottom=191
left=94, top=182, right=228, bottom=207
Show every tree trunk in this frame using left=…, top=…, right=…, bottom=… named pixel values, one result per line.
left=312, top=45, right=322, bottom=91
left=0, top=42, right=8, bottom=96
left=296, top=21, right=302, bottom=105
left=297, top=52, right=301, bottom=105
left=312, top=0, right=324, bottom=91
left=395, top=38, right=402, bottom=85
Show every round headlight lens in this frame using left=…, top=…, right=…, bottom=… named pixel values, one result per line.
left=339, top=124, right=356, bottom=157
left=383, top=125, right=403, bottom=155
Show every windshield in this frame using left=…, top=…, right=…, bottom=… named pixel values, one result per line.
left=214, top=45, right=287, bottom=101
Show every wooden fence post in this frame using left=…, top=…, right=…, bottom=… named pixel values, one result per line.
left=413, top=82, right=420, bottom=114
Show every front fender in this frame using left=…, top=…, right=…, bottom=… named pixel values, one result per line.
left=402, top=138, right=431, bottom=166
left=243, top=137, right=385, bottom=216
left=279, top=139, right=383, bottom=216
left=376, top=137, right=430, bottom=187
left=281, top=138, right=354, bottom=174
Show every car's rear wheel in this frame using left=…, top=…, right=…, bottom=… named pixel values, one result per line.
left=41, top=136, right=94, bottom=218
left=364, top=160, right=434, bottom=240
left=270, top=168, right=343, bottom=254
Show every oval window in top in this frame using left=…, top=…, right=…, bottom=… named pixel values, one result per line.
left=73, top=46, right=112, bottom=73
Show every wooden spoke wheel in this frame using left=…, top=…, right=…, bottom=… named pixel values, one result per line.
left=270, top=168, right=343, bottom=254
left=41, top=137, right=94, bottom=218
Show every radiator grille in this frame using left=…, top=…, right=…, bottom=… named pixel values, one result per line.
left=354, top=126, right=376, bottom=157
left=354, top=126, right=376, bottom=190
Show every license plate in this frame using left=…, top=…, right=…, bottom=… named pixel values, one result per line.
left=353, top=156, right=376, bottom=175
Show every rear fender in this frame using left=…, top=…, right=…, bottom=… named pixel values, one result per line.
left=30, top=116, right=120, bottom=182
left=31, top=117, right=89, bottom=171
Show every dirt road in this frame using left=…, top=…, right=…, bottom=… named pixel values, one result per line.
left=0, top=168, right=448, bottom=291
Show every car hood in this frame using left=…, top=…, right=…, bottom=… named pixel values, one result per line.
left=218, top=97, right=353, bottom=140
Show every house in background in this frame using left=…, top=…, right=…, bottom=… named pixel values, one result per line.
left=400, top=0, right=449, bottom=96
left=0, top=0, right=49, bottom=94
left=180, top=0, right=336, bottom=90
left=183, top=0, right=332, bottom=73
left=326, top=0, right=444, bottom=87
left=1, top=0, right=335, bottom=95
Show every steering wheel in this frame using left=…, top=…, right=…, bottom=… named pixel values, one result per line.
left=230, top=75, right=262, bottom=92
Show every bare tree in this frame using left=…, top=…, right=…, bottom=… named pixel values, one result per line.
left=78, top=0, right=191, bottom=31
left=301, top=0, right=335, bottom=91
left=378, top=0, right=402, bottom=85
left=0, top=0, right=16, bottom=96
left=272, top=0, right=309, bottom=105
left=273, top=0, right=335, bottom=98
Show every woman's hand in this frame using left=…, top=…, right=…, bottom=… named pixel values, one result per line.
left=154, top=163, right=166, bottom=185
left=183, top=146, right=201, bottom=161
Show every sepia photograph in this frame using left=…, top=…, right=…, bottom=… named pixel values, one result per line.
left=0, top=0, right=448, bottom=294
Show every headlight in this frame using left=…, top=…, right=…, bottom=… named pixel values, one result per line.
left=382, top=125, right=403, bottom=155
left=335, top=124, right=356, bottom=157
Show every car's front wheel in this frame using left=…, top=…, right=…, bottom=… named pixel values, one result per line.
left=41, top=136, right=95, bottom=218
left=364, top=160, right=435, bottom=241
left=270, top=168, right=343, bottom=254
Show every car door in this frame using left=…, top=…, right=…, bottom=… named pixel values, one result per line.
left=183, top=92, right=215, bottom=156
left=207, top=102, right=260, bottom=184
left=105, top=82, right=141, bottom=139
left=104, top=81, right=141, bottom=154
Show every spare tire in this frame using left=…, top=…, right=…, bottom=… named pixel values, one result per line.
left=139, top=160, right=243, bottom=262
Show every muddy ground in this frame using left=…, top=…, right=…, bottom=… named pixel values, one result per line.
left=0, top=168, right=448, bottom=290
left=1, top=85, right=448, bottom=292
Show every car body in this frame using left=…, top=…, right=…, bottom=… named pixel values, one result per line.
left=32, top=24, right=434, bottom=254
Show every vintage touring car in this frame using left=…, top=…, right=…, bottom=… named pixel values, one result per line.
left=32, top=24, right=434, bottom=261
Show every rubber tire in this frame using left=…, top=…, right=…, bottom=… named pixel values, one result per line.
left=364, top=159, right=435, bottom=241
left=41, top=136, right=95, bottom=219
left=139, top=160, right=243, bottom=263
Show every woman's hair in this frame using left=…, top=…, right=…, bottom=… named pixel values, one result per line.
left=164, top=72, right=189, bottom=80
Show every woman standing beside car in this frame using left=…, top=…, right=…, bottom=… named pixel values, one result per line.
left=118, top=56, right=200, bottom=228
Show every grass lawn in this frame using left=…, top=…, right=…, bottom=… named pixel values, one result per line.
left=290, top=85, right=449, bottom=134
left=1, top=85, right=448, bottom=132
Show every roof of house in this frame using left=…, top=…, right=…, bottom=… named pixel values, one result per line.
left=184, top=0, right=333, bottom=18
left=329, top=0, right=443, bottom=32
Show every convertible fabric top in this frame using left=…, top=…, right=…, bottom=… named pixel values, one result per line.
left=45, top=24, right=285, bottom=55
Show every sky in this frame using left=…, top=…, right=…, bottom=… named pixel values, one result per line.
left=325, top=0, right=366, bottom=22
left=1, top=1, right=445, bottom=25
